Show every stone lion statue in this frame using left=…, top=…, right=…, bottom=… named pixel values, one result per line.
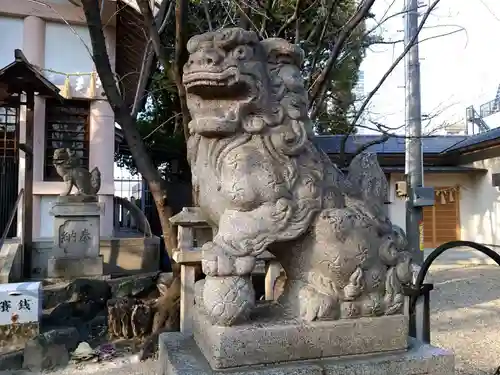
left=183, top=28, right=418, bottom=326
left=53, top=148, right=101, bottom=196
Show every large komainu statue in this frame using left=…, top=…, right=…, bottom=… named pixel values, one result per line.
left=183, top=28, right=418, bottom=326
left=53, top=148, right=101, bottom=196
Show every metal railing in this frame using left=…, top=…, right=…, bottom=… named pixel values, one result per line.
left=113, top=195, right=152, bottom=237
left=406, top=240, right=500, bottom=345
left=0, top=188, right=24, bottom=250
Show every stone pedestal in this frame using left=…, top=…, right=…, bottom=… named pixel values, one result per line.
left=192, top=303, right=409, bottom=369
left=159, top=303, right=455, bottom=375
left=47, top=196, right=104, bottom=279
left=160, top=333, right=454, bottom=375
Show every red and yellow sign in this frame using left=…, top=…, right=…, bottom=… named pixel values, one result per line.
left=419, top=221, right=424, bottom=251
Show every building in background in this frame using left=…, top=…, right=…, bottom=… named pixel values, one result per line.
left=0, top=0, right=161, bottom=278
left=353, top=70, right=369, bottom=133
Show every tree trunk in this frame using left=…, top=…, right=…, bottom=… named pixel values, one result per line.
left=81, top=0, right=178, bottom=263
left=173, top=0, right=191, bottom=141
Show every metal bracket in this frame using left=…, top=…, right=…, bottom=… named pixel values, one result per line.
left=413, top=186, right=435, bottom=207
left=403, top=283, right=434, bottom=344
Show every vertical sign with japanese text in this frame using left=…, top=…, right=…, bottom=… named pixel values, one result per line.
left=419, top=221, right=424, bottom=251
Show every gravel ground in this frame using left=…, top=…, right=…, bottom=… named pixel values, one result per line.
left=428, top=264, right=500, bottom=375
left=1, top=354, right=160, bottom=375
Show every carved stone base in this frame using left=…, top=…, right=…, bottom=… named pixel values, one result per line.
left=159, top=332, right=454, bottom=375
left=47, top=256, right=104, bottom=279
left=192, top=303, right=409, bottom=370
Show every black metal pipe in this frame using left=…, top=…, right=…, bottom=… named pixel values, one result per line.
left=415, top=241, right=500, bottom=288
left=421, top=287, right=431, bottom=343
left=406, top=283, right=433, bottom=342
left=408, top=240, right=500, bottom=344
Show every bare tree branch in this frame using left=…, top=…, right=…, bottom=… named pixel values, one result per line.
left=237, top=1, right=252, bottom=30
left=174, top=0, right=191, bottom=140
left=350, top=0, right=442, bottom=128
left=203, top=0, right=213, bottom=31
left=306, top=0, right=336, bottom=89
left=131, top=0, right=174, bottom=118
left=353, top=134, right=390, bottom=156
left=259, top=0, right=273, bottom=36
left=370, top=26, right=465, bottom=46
left=137, top=0, right=169, bottom=69
left=308, top=0, right=376, bottom=111
left=277, top=0, right=303, bottom=37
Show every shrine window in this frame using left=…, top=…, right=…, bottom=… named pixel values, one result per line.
left=44, top=99, right=90, bottom=181
left=0, top=106, right=18, bottom=158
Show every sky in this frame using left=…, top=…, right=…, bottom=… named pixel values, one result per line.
left=359, top=0, right=500, bottom=134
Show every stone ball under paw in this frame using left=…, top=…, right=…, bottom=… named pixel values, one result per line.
left=203, top=276, right=255, bottom=326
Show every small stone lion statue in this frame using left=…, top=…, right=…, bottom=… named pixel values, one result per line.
left=183, top=28, right=419, bottom=326
left=52, top=148, right=101, bottom=196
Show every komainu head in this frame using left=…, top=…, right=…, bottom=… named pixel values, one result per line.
left=183, top=28, right=309, bottom=144
left=52, top=148, right=76, bottom=166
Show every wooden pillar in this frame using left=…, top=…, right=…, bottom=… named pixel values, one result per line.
left=22, top=91, right=34, bottom=279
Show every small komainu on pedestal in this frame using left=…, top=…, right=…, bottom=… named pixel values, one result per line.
left=47, top=148, right=104, bottom=279
left=160, top=28, right=455, bottom=375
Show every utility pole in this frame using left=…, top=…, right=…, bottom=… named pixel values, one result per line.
left=404, top=0, right=424, bottom=265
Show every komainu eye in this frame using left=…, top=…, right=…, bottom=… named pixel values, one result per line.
left=232, top=45, right=252, bottom=60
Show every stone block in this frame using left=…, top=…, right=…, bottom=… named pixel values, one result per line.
left=50, top=199, right=103, bottom=259
left=23, top=327, right=79, bottom=371
left=47, top=256, right=104, bottom=279
left=193, top=303, right=409, bottom=369
left=159, top=332, right=455, bottom=375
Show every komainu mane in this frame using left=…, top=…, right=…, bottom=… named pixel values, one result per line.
left=183, top=28, right=418, bottom=326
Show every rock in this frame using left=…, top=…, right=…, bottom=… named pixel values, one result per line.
left=66, top=278, right=111, bottom=304
left=0, top=349, right=23, bottom=371
left=71, top=341, right=97, bottom=362
left=43, top=278, right=110, bottom=310
left=41, top=327, right=80, bottom=352
left=23, top=327, right=79, bottom=371
left=43, top=281, right=72, bottom=310
left=23, top=342, right=69, bottom=371
left=109, top=272, right=159, bottom=299
left=81, top=311, right=108, bottom=342
left=45, top=300, right=105, bottom=326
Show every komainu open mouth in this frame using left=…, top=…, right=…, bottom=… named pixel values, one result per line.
left=183, top=68, right=250, bottom=99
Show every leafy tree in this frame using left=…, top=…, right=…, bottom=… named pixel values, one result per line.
left=116, top=0, right=374, bottom=178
